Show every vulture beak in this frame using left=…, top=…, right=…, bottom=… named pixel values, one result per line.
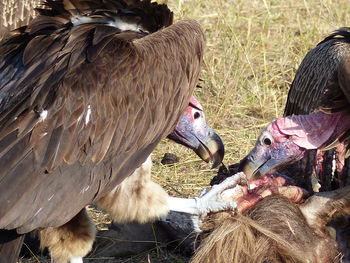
left=240, top=129, right=306, bottom=180
left=167, top=96, right=225, bottom=168
left=240, top=148, right=274, bottom=180
left=168, top=125, right=224, bottom=168
left=192, top=126, right=225, bottom=168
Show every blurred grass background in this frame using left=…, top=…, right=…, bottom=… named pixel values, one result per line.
left=20, top=0, right=350, bottom=262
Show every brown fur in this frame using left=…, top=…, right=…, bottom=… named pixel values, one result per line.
left=40, top=209, right=96, bottom=263
left=97, top=156, right=169, bottom=223
left=38, top=152, right=176, bottom=261
left=299, top=186, right=350, bottom=234
left=192, top=195, right=340, bottom=263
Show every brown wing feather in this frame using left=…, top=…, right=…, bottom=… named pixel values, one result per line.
left=0, top=1, right=204, bottom=233
left=282, top=28, right=350, bottom=191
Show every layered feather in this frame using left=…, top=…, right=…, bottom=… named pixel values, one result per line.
left=283, top=27, right=350, bottom=190
left=285, top=27, right=350, bottom=116
left=0, top=0, right=204, bottom=233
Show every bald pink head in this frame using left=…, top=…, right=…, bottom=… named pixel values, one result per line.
left=167, top=96, right=224, bottom=168
left=189, top=95, right=203, bottom=111
left=272, top=111, right=350, bottom=149
left=241, top=111, right=350, bottom=179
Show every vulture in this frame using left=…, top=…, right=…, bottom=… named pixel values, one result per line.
left=241, top=27, right=350, bottom=182
left=0, top=0, right=237, bottom=262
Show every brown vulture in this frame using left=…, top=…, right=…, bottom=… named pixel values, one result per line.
left=0, top=0, right=237, bottom=262
left=241, top=27, right=350, bottom=183
left=235, top=27, right=350, bottom=262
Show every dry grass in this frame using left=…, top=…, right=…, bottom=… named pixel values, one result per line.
left=152, top=0, right=350, bottom=198
left=19, top=0, right=350, bottom=262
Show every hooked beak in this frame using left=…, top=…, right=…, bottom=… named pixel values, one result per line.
left=240, top=154, right=269, bottom=180
left=241, top=145, right=304, bottom=180
left=241, top=120, right=309, bottom=179
left=167, top=95, right=225, bottom=168
left=240, top=147, right=281, bottom=180
left=194, top=128, right=225, bottom=168
left=168, top=126, right=224, bottom=168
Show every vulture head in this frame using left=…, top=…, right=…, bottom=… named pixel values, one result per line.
left=168, top=96, right=224, bottom=168
left=241, top=111, right=350, bottom=179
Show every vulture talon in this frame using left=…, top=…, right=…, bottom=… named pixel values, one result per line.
left=168, top=173, right=245, bottom=216
left=194, top=198, right=237, bottom=215
left=194, top=172, right=246, bottom=215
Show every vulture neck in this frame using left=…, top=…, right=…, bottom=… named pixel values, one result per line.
left=275, top=111, right=350, bottom=150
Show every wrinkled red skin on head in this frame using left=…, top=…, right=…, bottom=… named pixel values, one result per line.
left=189, top=95, right=203, bottom=111
left=246, top=111, right=350, bottom=178
left=167, top=95, right=224, bottom=167
left=181, top=96, right=206, bottom=137
left=167, top=95, right=207, bottom=148
left=268, top=121, right=290, bottom=143
left=172, top=96, right=206, bottom=138
left=269, top=120, right=307, bottom=159
left=274, top=111, right=350, bottom=149
left=178, top=96, right=204, bottom=127
left=250, top=123, right=307, bottom=176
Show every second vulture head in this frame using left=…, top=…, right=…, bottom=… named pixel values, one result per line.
left=241, top=111, right=350, bottom=179
left=168, top=96, right=224, bottom=168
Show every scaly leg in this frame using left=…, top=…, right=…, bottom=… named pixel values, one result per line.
left=168, top=172, right=246, bottom=215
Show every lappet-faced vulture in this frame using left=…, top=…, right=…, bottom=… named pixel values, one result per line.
left=241, top=28, right=350, bottom=182
left=0, top=0, right=237, bottom=262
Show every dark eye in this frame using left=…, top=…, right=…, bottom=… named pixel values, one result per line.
left=194, top=112, right=200, bottom=119
left=263, top=137, right=272, bottom=146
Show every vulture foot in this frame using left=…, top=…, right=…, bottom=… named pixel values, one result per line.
left=196, top=172, right=247, bottom=214
left=168, top=172, right=245, bottom=216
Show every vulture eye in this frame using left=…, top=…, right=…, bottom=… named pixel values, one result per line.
left=194, top=112, right=200, bottom=119
left=260, top=132, right=273, bottom=146
left=263, top=138, right=272, bottom=146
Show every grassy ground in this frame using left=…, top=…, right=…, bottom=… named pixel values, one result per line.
left=19, top=0, right=350, bottom=262
left=152, top=0, right=350, bottom=198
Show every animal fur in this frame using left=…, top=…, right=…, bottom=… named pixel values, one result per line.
left=40, top=209, right=96, bottom=263
left=299, top=186, right=350, bottom=234
left=97, top=155, right=169, bottom=223
left=191, top=193, right=349, bottom=263
left=38, top=155, right=167, bottom=260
